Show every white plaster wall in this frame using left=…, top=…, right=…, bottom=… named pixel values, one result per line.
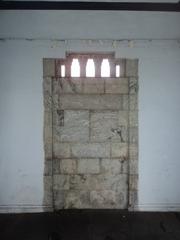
left=0, top=10, right=180, bottom=212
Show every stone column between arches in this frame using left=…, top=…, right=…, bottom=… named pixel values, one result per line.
left=43, top=57, right=138, bottom=210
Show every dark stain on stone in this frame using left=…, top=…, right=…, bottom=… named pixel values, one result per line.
left=111, top=128, right=124, bottom=142
left=57, top=110, right=64, bottom=126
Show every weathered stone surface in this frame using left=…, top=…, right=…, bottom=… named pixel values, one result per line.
left=69, top=174, right=96, bottom=190
left=54, top=190, right=64, bottom=209
left=43, top=176, right=53, bottom=206
left=60, top=159, right=76, bottom=174
left=129, top=174, right=138, bottom=191
left=129, top=144, right=138, bottom=160
left=54, top=110, right=89, bottom=142
left=44, top=160, right=52, bottom=176
left=129, top=127, right=138, bottom=143
left=43, top=91, right=52, bottom=112
left=53, top=174, right=70, bottom=190
left=53, top=143, right=71, bottom=158
left=126, top=59, right=138, bottom=77
left=129, top=77, right=138, bottom=94
left=43, top=77, right=52, bottom=96
left=43, top=59, right=55, bottom=77
left=59, top=94, right=123, bottom=110
left=122, top=95, right=129, bottom=110
left=83, top=78, right=104, bottom=94
left=129, top=111, right=138, bottom=127
left=90, top=111, right=120, bottom=142
left=101, top=159, right=128, bottom=174
left=59, top=78, right=83, bottom=93
left=96, top=173, right=128, bottom=192
left=44, top=111, right=52, bottom=141
left=118, top=111, right=128, bottom=127
left=90, top=190, right=116, bottom=208
left=77, top=159, right=100, bottom=174
left=52, top=159, right=60, bottom=174
left=110, top=126, right=128, bottom=143
left=116, top=191, right=128, bottom=209
left=128, top=190, right=138, bottom=210
left=130, top=95, right=138, bottom=110
left=129, top=159, right=138, bottom=174
left=111, top=143, right=128, bottom=159
left=105, top=78, right=128, bottom=94
left=64, top=190, right=90, bottom=209
left=71, top=143, right=110, bottom=158
left=44, top=140, right=52, bottom=160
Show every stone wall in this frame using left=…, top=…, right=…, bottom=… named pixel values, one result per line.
left=43, top=57, right=138, bottom=210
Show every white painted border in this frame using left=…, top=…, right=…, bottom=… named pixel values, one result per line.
left=137, top=204, right=180, bottom=212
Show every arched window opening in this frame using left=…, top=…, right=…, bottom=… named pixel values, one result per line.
left=86, top=59, right=95, bottom=77
left=61, top=65, right=65, bottom=77
left=116, top=65, right=120, bottom=77
left=71, top=58, right=80, bottom=77
left=101, top=59, right=110, bottom=77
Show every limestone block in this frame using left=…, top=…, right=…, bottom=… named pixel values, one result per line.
left=53, top=143, right=71, bottom=158
left=101, top=159, right=128, bottom=174
left=129, top=174, right=138, bottom=191
left=53, top=174, right=70, bottom=190
left=126, top=59, right=138, bottom=77
left=43, top=58, right=55, bottom=77
left=129, top=127, right=138, bottom=143
left=105, top=78, right=128, bottom=94
left=43, top=176, right=53, bottom=206
left=111, top=143, right=128, bottom=159
left=122, top=95, right=129, bottom=110
left=64, top=190, right=90, bottom=209
left=129, top=111, right=138, bottom=127
left=96, top=173, right=128, bottom=192
left=44, top=160, right=52, bottom=176
left=54, top=190, right=64, bottom=209
left=43, top=77, right=52, bottom=96
left=44, top=140, right=52, bottom=160
left=69, top=174, right=96, bottom=190
left=52, top=159, right=60, bottom=174
left=118, top=111, right=128, bottom=127
left=44, top=111, right=52, bottom=141
left=83, top=78, right=104, bottom=94
left=60, top=159, right=76, bottom=174
left=128, top=190, right=138, bottom=210
left=59, top=94, right=122, bottom=110
left=129, top=77, right=138, bottom=94
left=58, top=78, right=83, bottom=94
left=90, top=190, right=116, bottom=208
left=129, top=159, right=138, bottom=175
left=71, top=143, right=110, bottom=158
left=77, top=159, right=100, bottom=174
left=130, top=95, right=138, bottom=110
left=116, top=191, right=128, bottom=209
left=54, top=110, right=89, bottom=142
left=90, top=111, right=120, bottom=142
left=129, top=144, right=138, bottom=160
left=43, top=90, right=52, bottom=112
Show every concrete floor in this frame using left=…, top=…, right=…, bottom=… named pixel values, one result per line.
left=0, top=211, right=180, bottom=240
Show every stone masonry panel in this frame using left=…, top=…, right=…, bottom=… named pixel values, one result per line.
left=43, top=57, right=138, bottom=210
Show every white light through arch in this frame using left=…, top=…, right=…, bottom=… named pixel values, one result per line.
left=101, top=59, right=110, bottom=77
left=71, top=58, right=80, bottom=77
left=61, top=65, right=65, bottom=77
left=86, top=59, right=95, bottom=77
left=116, top=65, right=120, bottom=77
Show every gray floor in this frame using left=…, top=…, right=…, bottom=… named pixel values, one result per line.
left=1, top=211, right=180, bottom=240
